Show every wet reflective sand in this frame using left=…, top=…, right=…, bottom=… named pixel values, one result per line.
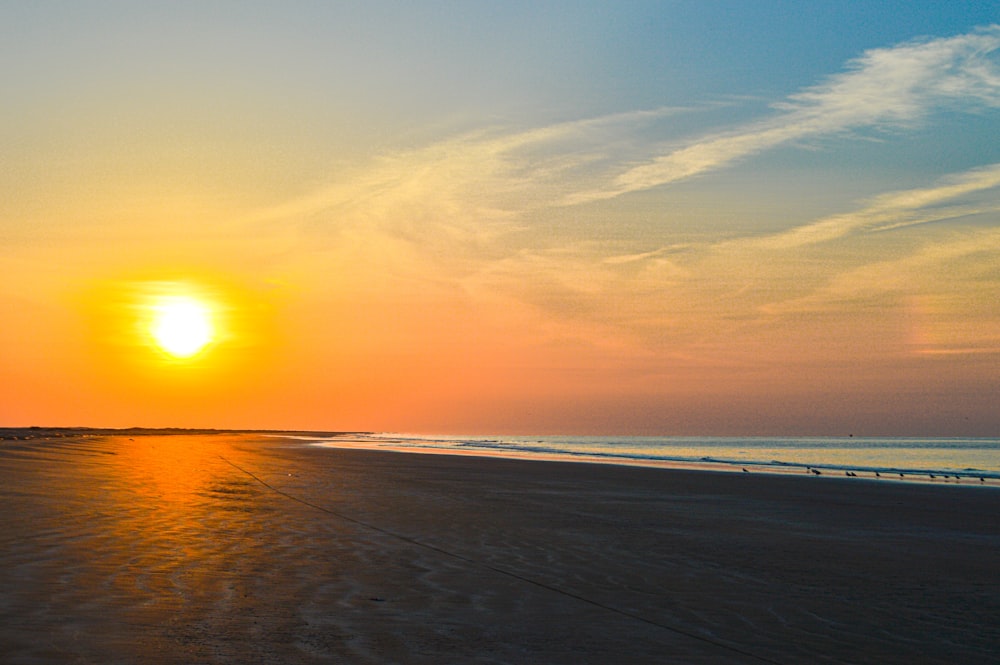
left=1, top=432, right=998, bottom=663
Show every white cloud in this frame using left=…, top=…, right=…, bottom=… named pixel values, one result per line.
left=247, top=106, right=686, bottom=243
left=755, top=162, right=1000, bottom=249
left=602, top=244, right=692, bottom=265
left=757, top=228, right=1000, bottom=317
left=250, top=25, right=1000, bottom=250
left=241, top=25, right=1000, bottom=342
left=566, top=25, right=1000, bottom=204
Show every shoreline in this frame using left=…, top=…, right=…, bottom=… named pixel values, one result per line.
left=4, top=426, right=998, bottom=487
left=303, top=433, right=1000, bottom=488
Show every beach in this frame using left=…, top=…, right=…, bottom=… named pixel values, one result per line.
left=1, top=432, right=998, bottom=664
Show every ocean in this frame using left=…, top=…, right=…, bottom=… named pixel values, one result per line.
left=306, top=433, right=1000, bottom=484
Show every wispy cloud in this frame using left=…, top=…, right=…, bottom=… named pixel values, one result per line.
left=753, top=162, right=1000, bottom=249
left=249, top=107, right=686, bottom=238
left=246, top=24, right=1000, bottom=360
left=251, top=25, right=1000, bottom=254
left=757, top=228, right=1000, bottom=316
left=566, top=25, right=1000, bottom=204
left=601, top=244, right=693, bottom=265
left=482, top=157, right=1000, bottom=359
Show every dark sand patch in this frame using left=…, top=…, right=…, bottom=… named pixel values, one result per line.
left=1, top=433, right=997, bottom=663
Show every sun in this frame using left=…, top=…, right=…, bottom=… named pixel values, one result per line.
left=149, top=296, right=214, bottom=358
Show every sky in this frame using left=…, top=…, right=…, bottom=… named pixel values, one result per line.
left=2, top=1, right=999, bottom=436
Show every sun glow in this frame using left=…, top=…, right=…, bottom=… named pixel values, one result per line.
left=149, top=296, right=214, bottom=358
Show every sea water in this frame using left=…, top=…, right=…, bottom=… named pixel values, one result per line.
left=306, top=433, right=1000, bottom=483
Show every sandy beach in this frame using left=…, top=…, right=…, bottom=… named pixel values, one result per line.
left=1, top=431, right=997, bottom=664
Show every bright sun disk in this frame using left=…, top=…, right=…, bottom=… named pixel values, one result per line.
left=150, top=297, right=214, bottom=358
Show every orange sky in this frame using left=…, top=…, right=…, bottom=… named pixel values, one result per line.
left=2, top=6, right=999, bottom=435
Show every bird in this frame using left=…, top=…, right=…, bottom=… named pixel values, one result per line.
left=743, top=468, right=749, bottom=473
left=875, top=471, right=881, bottom=478
left=811, top=468, right=821, bottom=476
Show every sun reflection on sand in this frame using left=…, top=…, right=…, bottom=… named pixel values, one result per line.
left=79, top=436, right=280, bottom=621
left=110, top=435, right=253, bottom=507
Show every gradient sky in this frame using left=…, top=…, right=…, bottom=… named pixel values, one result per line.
left=3, top=1, right=999, bottom=435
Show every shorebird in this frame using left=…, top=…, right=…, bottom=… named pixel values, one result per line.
left=875, top=471, right=881, bottom=478
left=811, top=468, right=821, bottom=476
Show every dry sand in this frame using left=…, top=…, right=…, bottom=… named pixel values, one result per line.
left=0, top=431, right=997, bottom=664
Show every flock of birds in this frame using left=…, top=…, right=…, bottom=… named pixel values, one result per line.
left=740, top=466, right=987, bottom=483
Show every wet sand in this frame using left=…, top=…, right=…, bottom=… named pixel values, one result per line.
left=0, top=432, right=997, bottom=664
